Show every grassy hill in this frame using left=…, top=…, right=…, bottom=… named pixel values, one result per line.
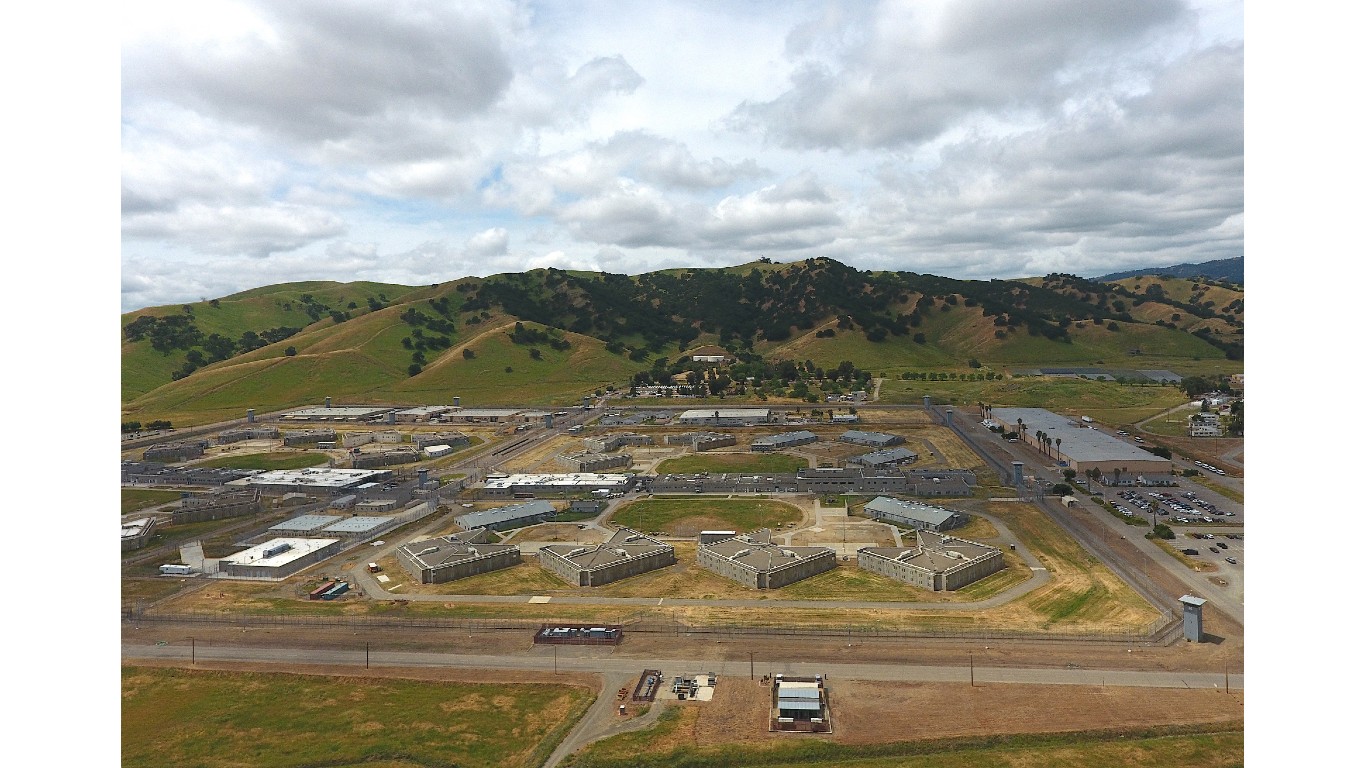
left=122, top=259, right=1243, bottom=427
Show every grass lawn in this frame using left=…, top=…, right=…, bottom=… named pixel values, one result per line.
left=609, top=498, right=804, bottom=535
left=655, top=453, right=809, bottom=474
left=1190, top=476, right=1243, bottom=504
left=122, top=488, right=186, bottom=515
left=194, top=451, right=330, bottom=470
left=122, top=666, right=593, bottom=768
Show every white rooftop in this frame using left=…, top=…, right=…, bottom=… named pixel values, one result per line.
left=237, top=468, right=391, bottom=488
left=221, top=538, right=339, bottom=567
left=270, top=514, right=343, bottom=531
left=321, top=516, right=394, bottom=533
left=483, top=473, right=633, bottom=489
left=679, top=408, right=770, bottom=419
left=283, top=406, right=391, bottom=418
left=395, top=405, right=455, bottom=416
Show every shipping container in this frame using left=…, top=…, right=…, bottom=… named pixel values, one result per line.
left=309, top=580, right=337, bottom=600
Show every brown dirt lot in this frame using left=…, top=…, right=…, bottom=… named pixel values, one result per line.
left=679, top=677, right=1242, bottom=747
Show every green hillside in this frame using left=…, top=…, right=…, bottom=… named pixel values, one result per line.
left=121, top=259, right=1243, bottom=427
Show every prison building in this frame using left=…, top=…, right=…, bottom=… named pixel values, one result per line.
left=341, top=432, right=374, bottom=448
left=857, top=530, right=1004, bottom=591
left=478, top=473, right=635, bottom=499
left=319, top=515, right=397, bottom=540
left=121, top=517, right=157, bottom=551
left=795, top=468, right=914, bottom=494
left=356, top=498, right=398, bottom=513
left=556, top=451, right=633, bottom=472
left=851, top=446, right=918, bottom=468
left=217, top=538, right=341, bottom=579
left=451, top=408, right=524, bottom=423
left=169, top=489, right=264, bottom=524
left=697, top=530, right=836, bottom=589
left=838, top=430, right=904, bottom=448
left=863, top=496, right=968, bottom=532
left=423, top=444, right=454, bottom=459
left=230, top=467, right=393, bottom=494
left=351, top=448, right=421, bottom=468
left=394, top=405, right=456, bottom=423
left=990, top=407, right=1173, bottom=477
left=909, top=473, right=974, bottom=497
left=677, top=408, right=774, bottom=426
left=750, top=431, right=819, bottom=452
left=539, top=528, right=675, bottom=587
left=397, top=528, right=521, bottom=583
left=412, top=432, right=471, bottom=450
left=283, top=429, right=337, bottom=447
left=455, top=499, right=555, bottom=532
left=216, top=426, right=280, bottom=444
left=665, top=432, right=737, bottom=451
left=269, top=514, right=344, bottom=534
left=123, top=461, right=255, bottom=487
left=831, top=413, right=860, bottom=424
left=279, top=405, right=393, bottom=422
left=586, top=433, right=654, bottom=453
left=141, top=440, right=209, bottom=462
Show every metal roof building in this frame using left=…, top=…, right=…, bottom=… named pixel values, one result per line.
left=750, top=430, right=819, bottom=452
left=678, top=408, right=773, bottom=426
left=280, top=406, right=392, bottom=421
left=270, top=514, right=343, bottom=533
left=863, top=496, right=967, bottom=532
left=838, top=430, right=904, bottom=448
left=455, top=499, right=555, bottom=531
left=478, top=473, right=635, bottom=498
left=989, top=407, right=1173, bottom=476
left=230, top=467, right=393, bottom=491
left=852, top=447, right=918, bottom=467
left=320, top=516, right=396, bottom=539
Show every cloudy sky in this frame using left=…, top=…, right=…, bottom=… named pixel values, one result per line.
left=120, top=0, right=1244, bottom=312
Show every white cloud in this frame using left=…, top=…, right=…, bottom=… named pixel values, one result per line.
left=121, top=0, right=1244, bottom=311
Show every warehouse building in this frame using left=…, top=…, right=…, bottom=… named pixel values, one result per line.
left=863, top=496, right=968, bottom=532
left=851, top=447, right=918, bottom=467
left=857, top=530, right=1004, bottom=591
left=423, top=444, right=454, bottom=459
left=697, top=529, right=836, bottom=589
left=479, top=473, right=636, bottom=498
left=455, top=499, right=556, bottom=531
left=539, top=528, right=675, bottom=586
left=990, top=407, right=1173, bottom=478
left=280, top=406, right=392, bottom=422
left=795, top=467, right=914, bottom=494
left=838, top=430, right=904, bottom=448
left=269, top=514, right=343, bottom=534
left=218, top=538, right=341, bottom=579
left=750, top=431, right=819, bottom=452
left=397, top=528, right=521, bottom=584
left=557, top=451, right=633, bottom=472
left=678, top=408, right=774, bottom=426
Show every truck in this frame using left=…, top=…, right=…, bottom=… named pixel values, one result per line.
left=159, top=564, right=193, bottom=576
left=1080, top=416, right=1094, bottom=423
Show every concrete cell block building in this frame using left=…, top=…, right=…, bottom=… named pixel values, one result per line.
left=539, top=528, right=675, bottom=586
left=851, top=447, right=918, bottom=467
left=838, top=430, right=904, bottom=448
left=556, top=451, right=633, bottom=472
left=857, top=530, right=1004, bottom=591
left=141, top=440, right=209, bottom=462
left=218, top=538, right=341, bottom=579
left=697, top=529, right=836, bottom=589
left=397, top=528, right=521, bottom=584
left=750, top=431, right=819, bottom=452
left=283, top=429, right=337, bottom=447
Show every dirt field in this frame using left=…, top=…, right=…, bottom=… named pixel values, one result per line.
left=682, top=678, right=1242, bottom=746
left=496, top=434, right=585, bottom=473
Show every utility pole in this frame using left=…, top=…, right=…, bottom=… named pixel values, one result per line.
left=366, top=642, right=370, bottom=669
left=190, top=637, right=195, bottom=665
left=969, top=652, right=974, bottom=687
left=750, top=652, right=755, bottom=681
left=554, top=646, right=558, bottom=675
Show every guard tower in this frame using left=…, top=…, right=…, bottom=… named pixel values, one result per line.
left=246, top=408, right=255, bottom=423
left=1179, top=595, right=1206, bottom=642
left=1012, top=461, right=1025, bottom=487
left=922, top=395, right=932, bottom=409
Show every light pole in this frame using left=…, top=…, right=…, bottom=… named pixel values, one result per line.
left=189, top=637, right=195, bottom=665
left=969, top=652, right=974, bottom=687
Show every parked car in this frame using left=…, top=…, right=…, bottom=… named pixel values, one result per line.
left=1209, top=547, right=1219, bottom=554
left=1226, top=557, right=1238, bottom=565
left=1216, top=542, right=1228, bottom=549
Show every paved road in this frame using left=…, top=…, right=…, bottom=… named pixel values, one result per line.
left=121, top=642, right=1243, bottom=691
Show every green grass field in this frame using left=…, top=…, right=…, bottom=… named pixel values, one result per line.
left=122, top=666, right=594, bottom=768
left=194, top=452, right=330, bottom=470
left=878, top=377, right=1188, bottom=426
left=609, top=498, right=803, bottom=534
left=121, top=488, right=186, bottom=514
left=655, top=453, right=808, bottom=474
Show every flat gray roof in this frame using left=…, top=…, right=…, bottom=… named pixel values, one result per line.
left=283, top=407, right=391, bottom=418
left=321, top=516, right=393, bottom=533
left=270, top=514, right=343, bottom=532
left=861, top=530, right=999, bottom=573
left=990, top=407, right=1170, bottom=462
left=456, top=499, right=555, bottom=528
left=540, top=529, right=672, bottom=571
left=702, top=529, right=832, bottom=572
left=865, top=497, right=958, bottom=527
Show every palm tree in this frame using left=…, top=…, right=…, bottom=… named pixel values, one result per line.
left=1054, top=438, right=1062, bottom=460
